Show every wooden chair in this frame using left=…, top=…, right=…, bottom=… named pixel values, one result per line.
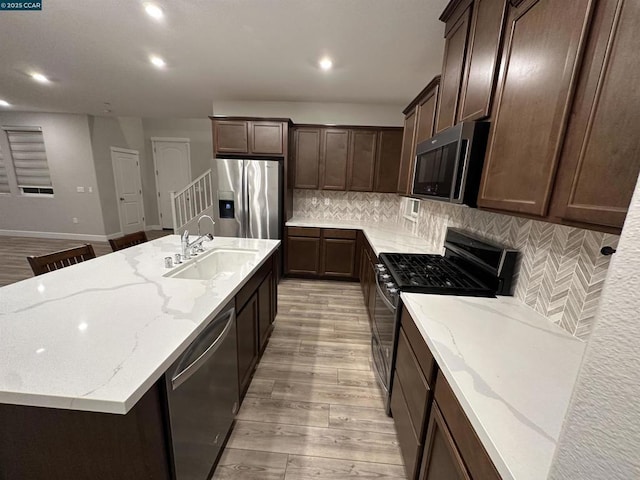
left=27, top=244, right=96, bottom=276
left=109, top=231, right=148, bottom=252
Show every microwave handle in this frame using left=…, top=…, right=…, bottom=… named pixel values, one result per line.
left=452, top=139, right=470, bottom=202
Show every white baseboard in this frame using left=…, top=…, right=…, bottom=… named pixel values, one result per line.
left=0, top=229, right=112, bottom=242
left=146, top=225, right=163, bottom=231
left=105, top=231, right=124, bottom=240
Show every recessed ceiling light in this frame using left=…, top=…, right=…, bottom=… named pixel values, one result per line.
left=0, top=100, right=10, bottom=107
left=319, top=57, right=333, bottom=71
left=150, top=55, right=166, bottom=68
left=31, top=73, right=50, bottom=83
left=144, top=3, right=164, bottom=20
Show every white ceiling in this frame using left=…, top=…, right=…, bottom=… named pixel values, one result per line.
left=0, top=0, right=449, bottom=118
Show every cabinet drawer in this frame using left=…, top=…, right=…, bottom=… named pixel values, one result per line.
left=434, top=372, right=500, bottom=480
left=390, top=378, right=422, bottom=479
left=287, top=227, right=321, bottom=238
left=395, top=327, right=430, bottom=440
left=400, top=306, right=436, bottom=386
left=323, top=228, right=357, bottom=239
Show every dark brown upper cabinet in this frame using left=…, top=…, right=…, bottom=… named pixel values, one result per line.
left=477, top=0, right=595, bottom=217
left=549, top=0, right=640, bottom=230
left=435, top=2, right=472, bottom=134
left=212, top=118, right=287, bottom=156
left=348, top=130, right=378, bottom=191
left=321, top=129, right=350, bottom=190
left=457, top=0, right=508, bottom=122
left=375, top=129, right=404, bottom=193
left=292, top=125, right=403, bottom=193
left=293, top=128, right=322, bottom=189
left=398, top=77, right=440, bottom=196
left=397, top=108, right=418, bottom=195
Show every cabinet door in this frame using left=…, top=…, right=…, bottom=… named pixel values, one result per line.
left=251, top=122, right=284, bottom=155
left=374, top=129, right=404, bottom=193
left=478, top=0, right=595, bottom=217
left=215, top=120, right=249, bottom=154
left=348, top=130, right=378, bottom=192
left=551, top=0, right=640, bottom=229
left=321, top=238, right=356, bottom=278
left=258, top=271, right=273, bottom=352
left=419, top=404, right=470, bottom=480
left=287, top=236, right=321, bottom=275
left=237, top=294, right=258, bottom=398
left=396, top=109, right=418, bottom=195
left=293, top=128, right=321, bottom=189
left=415, top=84, right=439, bottom=145
left=458, top=0, right=507, bottom=122
left=435, top=6, right=471, bottom=133
left=391, top=378, right=422, bottom=479
left=321, top=129, right=350, bottom=190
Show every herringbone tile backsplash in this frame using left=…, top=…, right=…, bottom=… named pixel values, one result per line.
left=293, top=190, right=619, bottom=340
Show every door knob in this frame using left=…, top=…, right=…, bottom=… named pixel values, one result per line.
left=120, top=197, right=125, bottom=201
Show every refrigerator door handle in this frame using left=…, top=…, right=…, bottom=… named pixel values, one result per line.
left=243, top=160, right=250, bottom=238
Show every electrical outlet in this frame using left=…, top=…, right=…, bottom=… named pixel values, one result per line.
left=374, top=199, right=380, bottom=207
left=88, top=186, right=93, bottom=193
left=72, top=217, right=79, bottom=224
left=311, top=196, right=318, bottom=205
left=324, top=198, right=330, bottom=206
left=76, top=186, right=85, bottom=193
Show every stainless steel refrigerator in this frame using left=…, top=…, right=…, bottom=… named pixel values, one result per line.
left=213, top=158, right=282, bottom=239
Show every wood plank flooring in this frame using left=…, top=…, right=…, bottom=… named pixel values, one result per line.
left=216, top=279, right=407, bottom=480
left=0, top=230, right=170, bottom=287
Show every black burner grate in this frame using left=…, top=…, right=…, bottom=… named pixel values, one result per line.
left=379, top=253, right=494, bottom=297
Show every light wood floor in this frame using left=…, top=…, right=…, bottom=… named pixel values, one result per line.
left=0, top=230, right=171, bottom=287
left=214, top=279, right=407, bottom=480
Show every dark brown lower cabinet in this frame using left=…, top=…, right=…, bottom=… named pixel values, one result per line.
left=236, top=293, right=258, bottom=398
left=285, top=227, right=358, bottom=280
left=391, top=378, right=422, bottom=479
left=258, top=271, right=274, bottom=352
left=419, top=404, right=470, bottom=480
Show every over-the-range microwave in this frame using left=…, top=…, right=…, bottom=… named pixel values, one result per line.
left=411, top=121, right=489, bottom=206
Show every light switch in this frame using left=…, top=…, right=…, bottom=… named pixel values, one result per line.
left=72, top=217, right=79, bottom=224
left=88, top=186, right=93, bottom=193
left=76, top=186, right=85, bottom=193
left=324, top=198, right=330, bottom=206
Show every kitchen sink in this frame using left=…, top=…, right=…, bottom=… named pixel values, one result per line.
left=165, top=248, right=259, bottom=280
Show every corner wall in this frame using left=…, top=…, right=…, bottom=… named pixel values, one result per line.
left=548, top=177, right=640, bottom=479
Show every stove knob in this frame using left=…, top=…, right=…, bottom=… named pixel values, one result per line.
left=376, top=264, right=386, bottom=272
left=389, top=288, right=399, bottom=295
left=381, top=274, right=391, bottom=280
left=386, top=282, right=395, bottom=288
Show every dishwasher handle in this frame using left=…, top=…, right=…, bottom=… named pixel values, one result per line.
left=171, top=306, right=236, bottom=390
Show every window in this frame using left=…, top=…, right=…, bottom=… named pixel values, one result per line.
left=404, top=198, right=420, bottom=222
left=4, top=127, right=54, bottom=195
left=0, top=143, right=9, bottom=194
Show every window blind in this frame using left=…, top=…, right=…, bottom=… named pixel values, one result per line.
left=0, top=143, right=9, bottom=193
left=6, top=129, right=53, bottom=192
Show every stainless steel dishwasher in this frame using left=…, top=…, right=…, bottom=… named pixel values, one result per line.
left=165, top=300, right=239, bottom=480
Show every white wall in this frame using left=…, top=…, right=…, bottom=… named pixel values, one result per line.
left=0, top=112, right=107, bottom=238
left=141, top=118, right=213, bottom=226
left=548, top=177, right=640, bottom=479
left=212, top=100, right=404, bottom=126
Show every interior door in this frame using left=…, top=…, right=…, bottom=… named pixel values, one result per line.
left=152, top=139, right=191, bottom=229
left=111, top=148, right=145, bottom=235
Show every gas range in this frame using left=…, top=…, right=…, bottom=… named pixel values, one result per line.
left=370, top=228, right=518, bottom=414
left=378, top=253, right=494, bottom=296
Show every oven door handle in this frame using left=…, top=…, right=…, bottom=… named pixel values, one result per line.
left=371, top=336, right=389, bottom=394
left=375, top=274, right=397, bottom=312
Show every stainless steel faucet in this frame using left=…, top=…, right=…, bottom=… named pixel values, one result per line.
left=180, top=228, right=213, bottom=260
left=197, top=215, right=216, bottom=239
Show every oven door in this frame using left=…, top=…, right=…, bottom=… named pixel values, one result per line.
left=371, top=275, right=397, bottom=395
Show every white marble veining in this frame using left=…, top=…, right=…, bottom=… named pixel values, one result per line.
left=286, top=217, right=439, bottom=256
left=401, top=293, right=586, bottom=480
left=0, top=236, right=279, bottom=414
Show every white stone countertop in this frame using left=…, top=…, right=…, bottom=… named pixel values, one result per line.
left=401, top=293, right=586, bottom=480
left=0, top=235, right=279, bottom=415
left=286, top=217, right=439, bottom=256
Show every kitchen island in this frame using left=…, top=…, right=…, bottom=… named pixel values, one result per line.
left=0, top=235, right=280, bottom=479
